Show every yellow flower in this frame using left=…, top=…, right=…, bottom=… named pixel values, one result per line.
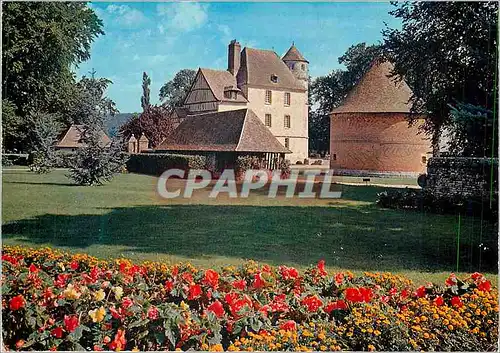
left=89, top=306, right=106, bottom=323
left=132, top=347, right=140, bottom=352
left=93, top=289, right=105, bottom=302
left=368, top=344, right=376, bottom=351
left=180, top=301, right=189, bottom=311
left=63, top=284, right=81, bottom=300
left=113, top=286, right=123, bottom=300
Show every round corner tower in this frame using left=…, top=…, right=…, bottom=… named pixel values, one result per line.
left=282, top=43, right=309, bottom=90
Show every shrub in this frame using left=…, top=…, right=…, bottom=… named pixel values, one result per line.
left=126, top=153, right=207, bottom=176
left=1, top=246, right=497, bottom=352
left=295, top=161, right=303, bottom=165
left=376, top=188, right=498, bottom=221
left=3, top=154, right=29, bottom=166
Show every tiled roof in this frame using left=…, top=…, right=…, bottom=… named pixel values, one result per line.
left=200, top=68, right=248, bottom=103
left=237, top=48, right=305, bottom=91
left=282, top=44, right=309, bottom=63
left=55, top=124, right=111, bottom=148
left=331, top=60, right=414, bottom=114
left=155, top=109, right=290, bottom=153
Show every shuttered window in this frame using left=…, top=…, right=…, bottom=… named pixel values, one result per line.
left=284, top=92, right=291, bottom=106
left=265, top=114, right=272, bottom=127
left=284, top=115, right=291, bottom=129
left=265, top=90, right=272, bottom=104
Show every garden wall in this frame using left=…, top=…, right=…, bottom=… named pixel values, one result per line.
left=425, top=157, right=498, bottom=199
left=126, top=153, right=207, bottom=176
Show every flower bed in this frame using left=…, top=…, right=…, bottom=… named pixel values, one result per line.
left=1, top=246, right=498, bottom=351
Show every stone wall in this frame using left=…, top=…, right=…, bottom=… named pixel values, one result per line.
left=425, top=157, right=498, bottom=199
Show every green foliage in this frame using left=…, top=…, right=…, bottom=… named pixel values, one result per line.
left=159, top=69, right=197, bottom=110
left=2, top=99, right=26, bottom=152
left=68, top=125, right=128, bottom=186
left=126, top=153, right=207, bottom=176
left=383, top=2, right=498, bottom=152
left=141, top=72, right=151, bottom=112
left=309, top=43, right=382, bottom=153
left=2, top=2, right=104, bottom=150
left=27, top=112, right=62, bottom=174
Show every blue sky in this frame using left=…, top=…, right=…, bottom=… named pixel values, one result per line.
left=76, top=2, right=401, bottom=113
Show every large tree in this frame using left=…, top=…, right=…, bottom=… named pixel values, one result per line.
left=309, top=43, right=382, bottom=153
left=2, top=2, right=104, bottom=151
left=383, top=2, right=498, bottom=156
left=141, top=72, right=151, bottom=112
left=159, top=69, right=196, bottom=110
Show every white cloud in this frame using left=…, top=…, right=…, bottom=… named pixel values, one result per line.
left=106, top=4, right=146, bottom=27
left=157, top=3, right=208, bottom=32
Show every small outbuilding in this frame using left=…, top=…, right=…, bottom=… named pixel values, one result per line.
left=55, top=124, right=111, bottom=152
left=155, top=108, right=290, bottom=170
left=330, top=60, right=432, bottom=176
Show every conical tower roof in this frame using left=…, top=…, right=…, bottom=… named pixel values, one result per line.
left=282, top=44, right=308, bottom=63
left=331, top=61, right=413, bottom=114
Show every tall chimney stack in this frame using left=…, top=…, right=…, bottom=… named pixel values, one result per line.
left=228, top=39, right=241, bottom=76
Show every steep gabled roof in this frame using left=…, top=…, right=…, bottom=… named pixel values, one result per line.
left=200, top=68, right=248, bottom=103
left=282, top=44, right=309, bottom=63
left=237, top=48, right=305, bottom=91
left=155, top=109, right=290, bottom=153
left=55, top=124, right=111, bottom=148
left=331, top=61, right=414, bottom=114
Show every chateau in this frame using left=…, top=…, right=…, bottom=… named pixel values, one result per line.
left=168, top=40, right=309, bottom=163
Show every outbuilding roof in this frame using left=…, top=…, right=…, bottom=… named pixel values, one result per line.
left=155, top=109, right=290, bottom=153
left=199, top=68, right=248, bottom=103
left=331, top=60, right=414, bottom=114
left=55, top=124, right=111, bottom=148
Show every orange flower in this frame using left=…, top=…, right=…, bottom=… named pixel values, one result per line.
left=204, top=269, right=219, bottom=289
left=108, top=329, right=127, bottom=351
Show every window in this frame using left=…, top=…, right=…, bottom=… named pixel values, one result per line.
left=265, top=90, right=272, bottom=104
left=301, top=64, right=306, bottom=70
left=284, top=115, right=291, bottom=129
left=421, top=155, right=427, bottom=164
left=284, top=138, right=290, bottom=148
left=333, top=154, right=337, bottom=161
left=284, top=92, right=291, bottom=106
left=265, top=114, right=272, bottom=127
left=270, top=74, right=279, bottom=83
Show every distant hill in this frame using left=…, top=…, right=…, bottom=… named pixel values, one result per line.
left=104, top=113, right=137, bottom=137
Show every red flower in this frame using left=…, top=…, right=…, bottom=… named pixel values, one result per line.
left=389, top=287, right=398, bottom=296
left=280, top=320, right=297, bottom=331
left=345, top=287, right=371, bottom=303
left=270, top=294, right=289, bottom=312
left=147, top=306, right=159, bottom=320
left=182, top=272, right=194, bottom=284
left=63, top=315, right=79, bottom=333
left=2, top=254, right=19, bottom=265
left=317, top=260, right=327, bottom=276
left=54, top=274, right=70, bottom=288
left=252, top=273, right=264, bottom=289
left=433, top=296, right=444, bottom=307
left=29, top=263, right=39, bottom=273
left=232, top=279, right=246, bottom=291
left=335, top=273, right=344, bottom=285
left=203, top=269, right=219, bottom=289
left=108, top=329, right=127, bottom=351
left=279, top=266, right=299, bottom=280
left=9, top=295, right=25, bottom=311
left=324, top=300, right=347, bottom=313
left=471, top=272, right=484, bottom=281
left=93, top=345, right=104, bottom=351
left=172, top=266, right=179, bottom=277
left=122, top=297, right=133, bottom=309
left=450, top=296, right=463, bottom=308
left=478, top=280, right=491, bottom=292
left=207, top=300, right=225, bottom=318
left=188, top=284, right=202, bottom=300
left=70, top=261, right=79, bottom=271
left=400, top=289, right=410, bottom=299
left=165, top=280, right=174, bottom=292
left=301, top=295, right=323, bottom=312
left=51, top=327, right=64, bottom=338
left=445, top=273, right=457, bottom=287
left=415, top=286, right=426, bottom=298
left=229, top=296, right=253, bottom=318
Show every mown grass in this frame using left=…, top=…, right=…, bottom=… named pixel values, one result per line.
left=2, top=169, right=497, bottom=284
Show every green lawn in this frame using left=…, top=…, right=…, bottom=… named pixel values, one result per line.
left=2, top=169, right=497, bottom=284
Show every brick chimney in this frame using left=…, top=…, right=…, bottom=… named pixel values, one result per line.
left=228, top=39, right=241, bottom=76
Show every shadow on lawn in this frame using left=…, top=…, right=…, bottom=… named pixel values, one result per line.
left=2, top=204, right=497, bottom=272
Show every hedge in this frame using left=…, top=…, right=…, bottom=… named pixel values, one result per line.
left=126, top=153, right=207, bottom=176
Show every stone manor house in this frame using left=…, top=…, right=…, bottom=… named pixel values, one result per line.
left=156, top=40, right=309, bottom=163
